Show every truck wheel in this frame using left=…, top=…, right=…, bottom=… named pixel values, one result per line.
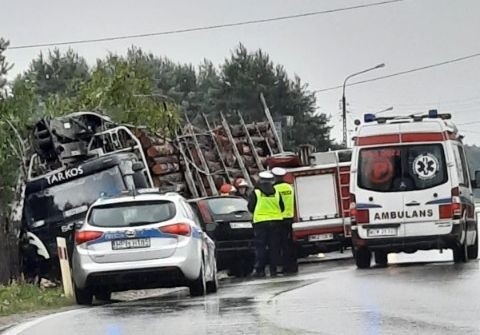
left=189, top=262, right=206, bottom=297
left=467, top=229, right=478, bottom=260
left=374, top=251, right=388, bottom=267
left=354, top=248, right=371, bottom=269
left=74, top=284, right=93, bottom=305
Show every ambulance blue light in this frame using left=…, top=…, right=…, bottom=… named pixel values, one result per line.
left=428, top=109, right=438, bottom=118
left=364, top=113, right=376, bottom=123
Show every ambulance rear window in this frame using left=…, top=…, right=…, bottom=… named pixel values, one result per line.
left=358, top=144, right=447, bottom=192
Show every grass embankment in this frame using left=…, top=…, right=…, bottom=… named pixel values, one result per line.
left=0, top=282, right=72, bottom=316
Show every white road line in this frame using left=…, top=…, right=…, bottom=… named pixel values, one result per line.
left=2, top=309, right=87, bottom=335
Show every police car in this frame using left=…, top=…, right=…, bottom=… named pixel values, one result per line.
left=350, top=110, right=478, bottom=268
left=72, top=189, right=218, bottom=304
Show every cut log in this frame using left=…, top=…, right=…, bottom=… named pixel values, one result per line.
left=152, top=163, right=180, bottom=175
left=147, top=144, right=176, bottom=158
left=152, top=156, right=179, bottom=164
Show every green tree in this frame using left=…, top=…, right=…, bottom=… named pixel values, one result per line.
left=216, top=44, right=333, bottom=150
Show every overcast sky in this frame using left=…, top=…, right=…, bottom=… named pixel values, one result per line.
left=2, top=0, right=480, bottom=145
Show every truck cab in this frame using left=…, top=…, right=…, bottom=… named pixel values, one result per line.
left=350, top=111, right=478, bottom=268
left=287, top=150, right=352, bottom=257
left=22, top=113, right=153, bottom=279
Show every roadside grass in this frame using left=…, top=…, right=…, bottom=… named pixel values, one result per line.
left=0, top=282, right=72, bottom=316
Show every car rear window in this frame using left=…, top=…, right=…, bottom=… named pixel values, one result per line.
left=206, top=197, right=249, bottom=215
left=89, top=200, right=176, bottom=227
left=358, top=144, right=447, bottom=192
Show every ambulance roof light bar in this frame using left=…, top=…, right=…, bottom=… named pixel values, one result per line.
left=362, top=110, right=451, bottom=124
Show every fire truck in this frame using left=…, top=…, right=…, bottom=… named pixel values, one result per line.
left=284, top=150, right=352, bottom=257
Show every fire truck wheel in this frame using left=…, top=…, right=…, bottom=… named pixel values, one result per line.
left=374, top=251, right=388, bottom=267
left=354, top=248, right=371, bottom=269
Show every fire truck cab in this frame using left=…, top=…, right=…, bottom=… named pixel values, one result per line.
left=286, top=150, right=352, bottom=256
left=350, top=110, right=478, bottom=268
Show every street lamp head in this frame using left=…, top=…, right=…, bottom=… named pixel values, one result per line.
left=375, top=63, right=386, bottom=69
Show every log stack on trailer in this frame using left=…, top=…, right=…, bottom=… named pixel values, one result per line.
left=133, top=113, right=283, bottom=198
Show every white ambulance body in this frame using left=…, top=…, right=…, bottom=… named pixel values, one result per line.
left=287, top=150, right=352, bottom=256
left=350, top=111, right=478, bottom=268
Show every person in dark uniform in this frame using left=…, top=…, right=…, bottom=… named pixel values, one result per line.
left=247, top=171, right=284, bottom=278
left=272, top=167, right=298, bottom=274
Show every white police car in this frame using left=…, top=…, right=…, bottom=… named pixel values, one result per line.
left=72, top=189, right=218, bottom=305
left=350, top=111, right=478, bottom=268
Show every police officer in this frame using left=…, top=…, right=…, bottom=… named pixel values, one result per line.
left=272, top=167, right=298, bottom=274
left=247, top=171, right=284, bottom=277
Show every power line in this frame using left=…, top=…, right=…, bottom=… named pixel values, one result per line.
left=9, top=0, right=405, bottom=50
left=314, top=51, right=480, bottom=93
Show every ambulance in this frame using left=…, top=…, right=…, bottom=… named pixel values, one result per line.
left=350, top=110, right=478, bottom=268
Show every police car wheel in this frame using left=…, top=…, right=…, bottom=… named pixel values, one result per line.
left=189, top=261, right=207, bottom=297
left=206, top=261, right=218, bottom=294
left=374, top=251, right=388, bottom=267
left=74, top=284, right=93, bottom=305
left=354, top=248, right=371, bottom=269
left=95, top=289, right=112, bottom=302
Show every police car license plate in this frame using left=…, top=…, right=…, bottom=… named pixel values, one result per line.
left=230, top=222, right=253, bottom=229
left=367, top=228, right=397, bottom=237
left=308, top=233, right=333, bottom=242
left=112, top=238, right=151, bottom=250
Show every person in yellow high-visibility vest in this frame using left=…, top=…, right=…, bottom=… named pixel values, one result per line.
left=272, top=167, right=298, bottom=274
left=247, top=171, right=284, bottom=278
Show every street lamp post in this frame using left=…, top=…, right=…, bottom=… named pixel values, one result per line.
left=342, top=63, right=385, bottom=147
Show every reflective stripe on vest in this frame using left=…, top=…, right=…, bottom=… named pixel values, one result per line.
left=253, top=189, right=283, bottom=223
left=274, top=182, right=295, bottom=219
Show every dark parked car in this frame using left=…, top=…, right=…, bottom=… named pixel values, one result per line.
left=189, top=196, right=255, bottom=277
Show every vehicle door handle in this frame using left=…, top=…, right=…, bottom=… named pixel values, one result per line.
left=405, top=201, right=420, bottom=207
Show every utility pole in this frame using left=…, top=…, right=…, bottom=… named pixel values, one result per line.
left=342, top=63, right=385, bottom=147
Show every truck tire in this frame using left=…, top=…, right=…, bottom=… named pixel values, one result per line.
left=189, top=262, right=206, bottom=297
left=467, top=229, right=478, bottom=260
left=74, top=284, right=93, bottom=305
left=355, top=248, right=371, bottom=269
left=374, top=251, right=388, bottom=267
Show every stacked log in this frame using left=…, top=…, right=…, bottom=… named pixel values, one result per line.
left=134, top=129, right=187, bottom=194
left=133, top=118, right=281, bottom=198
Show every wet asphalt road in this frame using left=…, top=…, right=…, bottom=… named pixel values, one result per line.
left=6, top=251, right=480, bottom=335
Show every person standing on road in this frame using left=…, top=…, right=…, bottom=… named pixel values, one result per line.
left=247, top=171, right=284, bottom=278
left=272, top=167, right=298, bottom=274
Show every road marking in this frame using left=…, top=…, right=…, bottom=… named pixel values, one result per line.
left=2, top=309, right=87, bottom=335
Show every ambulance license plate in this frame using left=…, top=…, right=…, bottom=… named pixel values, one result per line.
left=367, top=228, right=397, bottom=237
left=308, top=233, right=334, bottom=242
left=112, top=238, right=151, bottom=250
left=230, top=222, right=252, bottom=229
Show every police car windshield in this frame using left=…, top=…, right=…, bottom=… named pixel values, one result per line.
left=207, top=197, right=249, bottom=215
left=25, top=167, right=125, bottom=225
left=89, top=201, right=176, bottom=227
left=358, top=144, right=447, bottom=192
